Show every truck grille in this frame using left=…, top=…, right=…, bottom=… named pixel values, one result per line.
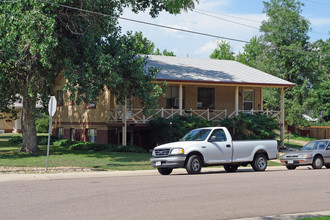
left=154, top=149, right=170, bottom=156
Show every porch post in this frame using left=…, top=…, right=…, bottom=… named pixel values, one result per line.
left=235, top=86, right=239, bottom=117
left=260, top=88, right=263, bottom=111
left=179, top=84, right=183, bottom=115
left=122, top=98, right=127, bottom=146
left=280, top=87, right=285, bottom=148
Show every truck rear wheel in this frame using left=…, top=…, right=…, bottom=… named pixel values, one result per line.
left=224, top=165, right=238, bottom=172
left=252, top=154, right=267, bottom=171
left=157, top=168, right=173, bottom=175
left=186, top=155, right=202, bottom=174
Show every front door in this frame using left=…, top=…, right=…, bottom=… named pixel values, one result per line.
left=205, top=129, right=232, bottom=164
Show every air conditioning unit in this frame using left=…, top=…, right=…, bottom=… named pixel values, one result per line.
left=174, top=98, right=179, bottom=107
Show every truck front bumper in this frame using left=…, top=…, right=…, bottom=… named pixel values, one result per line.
left=150, top=155, right=187, bottom=168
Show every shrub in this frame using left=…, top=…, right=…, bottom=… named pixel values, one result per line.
left=220, top=113, right=279, bottom=140
left=35, top=115, right=49, bottom=133
left=54, top=139, right=78, bottom=148
left=149, top=115, right=216, bottom=146
left=9, top=135, right=56, bottom=145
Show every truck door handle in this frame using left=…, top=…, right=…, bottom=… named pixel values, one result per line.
left=226, top=144, right=231, bottom=148
left=201, top=146, right=206, bottom=148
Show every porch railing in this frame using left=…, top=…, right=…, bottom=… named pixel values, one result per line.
left=109, top=108, right=281, bottom=123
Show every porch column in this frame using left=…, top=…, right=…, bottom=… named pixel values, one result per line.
left=260, top=88, right=263, bottom=111
left=122, top=98, right=127, bottom=146
left=235, top=86, right=239, bottom=117
left=179, top=84, right=183, bottom=115
left=280, top=87, right=285, bottom=148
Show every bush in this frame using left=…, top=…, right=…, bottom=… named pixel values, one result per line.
left=220, top=113, right=279, bottom=140
left=9, top=135, right=56, bottom=145
left=9, top=136, right=22, bottom=144
left=67, top=141, right=147, bottom=153
left=149, top=115, right=216, bottom=146
left=54, top=139, right=78, bottom=148
left=35, top=115, right=49, bottom=133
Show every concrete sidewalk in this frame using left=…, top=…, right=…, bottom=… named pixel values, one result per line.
left=0, top=166, right=290, bottom=183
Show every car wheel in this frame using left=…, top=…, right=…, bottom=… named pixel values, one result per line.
left=286, top=165, right=296, bottom=170
left=157, top=168, right=173, bottom=175
left=325, top=164, right=330, bottom=169
left=252, top=154, right=267, bottom=171
left=312, top=156, right=323, bottom=169
left=224, top=165, right=238, bottom=172
left=186, top=155, right=202, bottom=174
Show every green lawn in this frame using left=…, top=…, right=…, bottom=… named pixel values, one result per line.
left=0, top=132, right=292, bottom=171
left=0, top=139, right=153, bottom=171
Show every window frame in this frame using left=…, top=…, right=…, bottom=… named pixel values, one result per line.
left=197, top=87, right=215, bottom=109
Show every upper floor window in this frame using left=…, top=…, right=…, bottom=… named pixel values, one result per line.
left=197, top=88, right=214, bottom=109
left=166, top=86, right=185, bottom=109
left=56, top=90, right=63, bottom=106
left=86, top=88, right=96, bottom=109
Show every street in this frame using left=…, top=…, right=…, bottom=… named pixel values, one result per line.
left=1, top=167, right=330, bottom=220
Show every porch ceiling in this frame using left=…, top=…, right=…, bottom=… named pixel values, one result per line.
left=145, top=55, right=295, bottom=88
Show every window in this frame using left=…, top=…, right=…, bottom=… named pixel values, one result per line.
left=86, top=88, right=96, bottom=109
left=87, top=129, right=96, bottom=143
left=197, top=88, right=214, bottom=108
left=166, top=86, right=185, bottom=108
left=58, top=127, right=64, bottom=139
left=70, top=128, right=75, bottom=141
left=56, top=90, right=63, bottom=106
left=243, top=90, right=254, bottom=110
left=209, top=129, right=227, bottom=142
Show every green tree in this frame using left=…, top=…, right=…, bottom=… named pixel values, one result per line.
left=209, top=40, right=235, bottom=60
left=0, top=0, right=197, bottom=152
left=236, top=36, right=265, bottom=68
left=153, top=48, right=176, bottom=56
left=257, top=0, right=317, bottom=126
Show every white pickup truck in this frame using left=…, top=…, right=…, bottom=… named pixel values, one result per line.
left=150, top=127, right=278, bottom=175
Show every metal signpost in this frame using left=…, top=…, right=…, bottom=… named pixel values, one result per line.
left=46, top=96, right=57, bottom=172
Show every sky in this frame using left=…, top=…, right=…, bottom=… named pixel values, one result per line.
left=119, top=0, right=330, bottom=59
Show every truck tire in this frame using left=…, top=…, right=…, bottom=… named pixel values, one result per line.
left=312, top=156, right=323, bottom=169
left=224, top=165, right=238, bottom=172
left=157, top=168, right=173, bottom=175
left=286, top=165, right=296, bottom=170
left=186, top=155, right=202, bottom=174
left=251, top=153, right=267, bottom=171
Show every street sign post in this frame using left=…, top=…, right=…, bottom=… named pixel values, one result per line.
left=46, top=96, right=57, bottom=172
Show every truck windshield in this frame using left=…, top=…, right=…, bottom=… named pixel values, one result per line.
left=181, top=129, right=211, bottom=141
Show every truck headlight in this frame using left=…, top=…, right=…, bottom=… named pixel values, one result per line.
left=170, top=148, right=184, bottom=155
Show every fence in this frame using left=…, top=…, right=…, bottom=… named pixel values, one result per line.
left=297, top=126, right=330, bottom=139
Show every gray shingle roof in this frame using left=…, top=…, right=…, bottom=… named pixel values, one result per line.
left=146, top=55, right=295, bottom=87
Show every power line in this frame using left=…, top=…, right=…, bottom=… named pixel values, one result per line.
left=195, top=8, right=329, bottom=36
left=195, top=9, right=261, bottom=23
left=302, top=0, right=330, bottom=7
left=193, top=10, right=259, bottom=30
left=3, top=0, right=330, bottom=57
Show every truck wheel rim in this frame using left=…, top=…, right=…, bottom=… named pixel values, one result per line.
left=192, top=159, right=200, bottom=171
left=257, top=157, right=266, bottom=169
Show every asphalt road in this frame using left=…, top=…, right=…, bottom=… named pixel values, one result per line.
left=1, top=167, right=330, bottom=220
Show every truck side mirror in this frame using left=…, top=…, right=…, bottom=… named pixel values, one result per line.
left=209, top=136, right=217, bottom=142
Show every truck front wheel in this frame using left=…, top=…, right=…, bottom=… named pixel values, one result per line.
left=252, top=154, right=267, bottom=171
left=158, top=168, right=173, bottom=175
left=186, top=155, right=202, bottom=174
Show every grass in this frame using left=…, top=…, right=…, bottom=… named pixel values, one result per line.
left=299, top=217, right=330, bottom=220
left=0, top=139, right=153, bottom=171
left=0, top=133, right=284, bottom=171
left=286, top=134, right=316, bottom=142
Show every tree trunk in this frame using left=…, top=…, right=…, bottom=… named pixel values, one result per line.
left=20, top=95, right=40, bottom=153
